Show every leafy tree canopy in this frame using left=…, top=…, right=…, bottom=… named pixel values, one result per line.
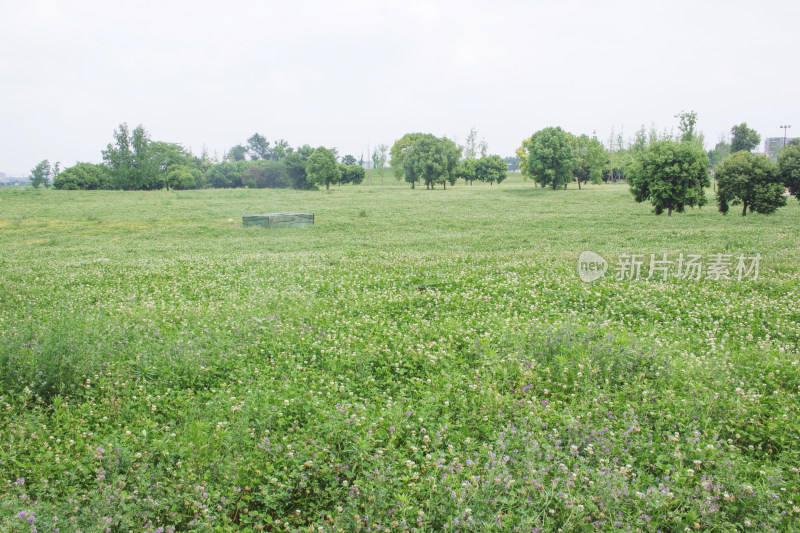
left=306, top=147, right=341, bottom=190
left=730, top=123, right=760, bottom=153
left=716, top=151, right=786, bottom=216
left=517, top=127, right=577, bottom=189
left=403, top=135, right=461, bottom=189
left=779, top=144, right=800, bottom=200
left=53, top=163, right=111, bottom=190
left=390, top=133, right=428, bottom=180
left=628, top=139, right=710, bottom=216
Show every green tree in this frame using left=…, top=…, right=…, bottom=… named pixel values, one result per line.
left=270, top=139, right=290, bottom=161
left=730, top=123, right=760, bottom=153
left=403, top=135, right=461, bottom=190
left=226, top=144, right=248, bottom=162
left=102, top=123, right=159, bottom=190
left=306, top=147, right=341, bottom=190
left=716, top=151, right=786, bottom=216
left=676, top=110, right=698, bottom=144
left=779, top=144, right=800, bottom=200
left=628, top=139, right=710, bottom=216
left=150, top=141, right=200, bottom=189
left=463, top=128, right=478, bottom=159
left=30, top=159, right=52, bottom=189
left=207, top=161, right=242, bottom=188
left=53, top=163, right=111, bottom=190
left=165, top=166, right=200, bottom=190
left=455, top=158, right=479, bottom=185
left=708, top=138, right=731, bottom=170
left=371, top=149, right=381, bottom=174
left=572, top=134, right=607, bottom=188
left=339, top=164, right=365, bottom=185
left=390, top=133, right=427, bottom=181
left=477, top=155, right=507, bottom=185
left=285, top=145, right=315, bottom=189
left=247, top=133, right=270, bottom=160
left=240, top=161, right=289, bottom=189
left=517, top=127, right=577, bottom=189
left=341, top=154, right=358, bottom=166
left=377, top=144, right=389, bottom=177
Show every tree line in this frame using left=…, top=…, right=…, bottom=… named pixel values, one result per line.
left=29, top=119, right=800, bottom=217
left=38, top=124, right=370, bottom=191
left=514, top=113, right=800, bottom=216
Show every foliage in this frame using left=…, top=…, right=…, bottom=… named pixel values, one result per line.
left=53, top=163, right=111, bottom=190
left=476, top=155, right=507, bottom=185
left=102, top=123, right=160, bottom=190
left=675, top=110, right=698, bottom=144
left=340, top=154, right=357, bottom=166
left=0, top=184, right=798, bottom=532
left=716, top=151, right=787, bottom=216
left=306, top=147, right=341, bottom=190
left=285, top=145, right=315, bottom=190
left=779, top=144, right=800, bottom=200
left=628, top=139, right=710, bottom=215
left=455, top=158, right=479, bottom=185
left=390, top=133, right=428, bottom=181
left=572, top=134, right=607, bottom=187
left=246, top=133, right=271, bottom=160
left=730, top=123, right=760, bottom=153
left=339, top=164, right=365, bottom=185
left=708, top=139, right=731, bottom=170
left=206, top=161, right=242, bottom=188
left=403, top=135, right=461, bottom=189
left=226, top=144, right=248, bottom=162
left=240, top=161, right=290, bottom=189
left=517, top=127, right=577, bottom=189
left=29, top=160, right=52, bottom=189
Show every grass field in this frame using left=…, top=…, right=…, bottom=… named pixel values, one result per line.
left=1, top=176, right=799, bottom=531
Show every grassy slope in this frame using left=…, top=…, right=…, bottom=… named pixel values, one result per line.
left=0, top=178, right=799, bottom=531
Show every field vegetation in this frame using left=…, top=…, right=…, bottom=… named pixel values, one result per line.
left=1, top=176, right=799, bottom=531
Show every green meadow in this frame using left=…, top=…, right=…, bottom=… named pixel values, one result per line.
left=1, top=176, right=799, bottom=531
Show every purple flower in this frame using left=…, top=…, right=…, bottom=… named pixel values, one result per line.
left=15, top=478, right=24, bottom=486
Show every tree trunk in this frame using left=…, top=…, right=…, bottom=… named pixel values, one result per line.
left=326, top=182, right=329, bottom=190
left=742, top=203, right=747, bottom=217
left=411, top=181, right=415, bottom=189
left=667, top=207, right=672, bottom=217
left=443, top=181, right=446, bottom=190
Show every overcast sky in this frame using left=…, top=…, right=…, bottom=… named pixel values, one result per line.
left=1, top=0, right=798, bottom=176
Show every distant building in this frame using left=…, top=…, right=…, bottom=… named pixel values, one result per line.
left=764, top=137, right=799, bottom=160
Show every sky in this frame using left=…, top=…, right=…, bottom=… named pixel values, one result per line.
left=1, top=0, right=798, bottom=176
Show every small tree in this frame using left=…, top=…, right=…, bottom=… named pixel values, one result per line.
left=717, top=151, right=787, bottom=216
left=628, top=139, right=710, bottom=216
left=390, top=133, right=427, bottom=181
left=456, top=158, right=479, bottom=185
left=339, top=164, right=365, bottom=185
left=54, top=163, right=111, bottom=190
left=572, top=134, right=607, bottom=188
left=403, top=135, right=461, bottom=190
left=730, top=123, right=760, bottom=153
left=306, top=147, right=341, bottom=190
left=779, top=144, right=800, bottom=200
left=340, top=154, right=357, bottom=166
left=517, top=127, right=577, bottom=189
left=30, top=159, right=52, bottom=189
left=477, top=155, right=507, bottom=185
